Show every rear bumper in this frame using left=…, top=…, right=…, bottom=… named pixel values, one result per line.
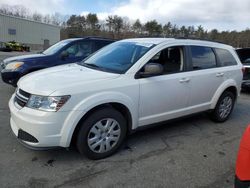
left=1, top=69, right=21, bottom=86
left=235, top=176, right=250, bottom=188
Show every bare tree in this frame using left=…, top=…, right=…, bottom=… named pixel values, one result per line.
left=32, top=12, right=42, bottom=22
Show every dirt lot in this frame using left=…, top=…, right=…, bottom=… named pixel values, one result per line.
left=0, top=52, right=250, bottom=188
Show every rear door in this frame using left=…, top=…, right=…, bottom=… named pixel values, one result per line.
left=187, top=46, right=224, bottom=110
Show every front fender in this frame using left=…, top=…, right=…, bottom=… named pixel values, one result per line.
left=59, top=91, right=138, bottom=147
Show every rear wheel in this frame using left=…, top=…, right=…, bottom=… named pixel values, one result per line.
left=76, top=107, right=127, bottom=159
left=210, top=91, right=235, bottom=122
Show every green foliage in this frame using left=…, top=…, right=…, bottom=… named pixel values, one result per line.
left=86, top=13, right=99, bottom=30
left=144, top=20, right=162, bottom=36
left=132, top=19, right=142, bottom=33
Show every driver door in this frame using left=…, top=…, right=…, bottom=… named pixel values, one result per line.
left=138, top=45, right=191, bottom=126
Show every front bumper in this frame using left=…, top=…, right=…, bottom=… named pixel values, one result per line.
left=1, top=69, right=21, bottom=86
left=9, top=94, right=70, bottom=148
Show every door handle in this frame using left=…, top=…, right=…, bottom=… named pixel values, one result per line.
left=179, top=78, right=190, bottom=83
left=216, top=73, right=224, bottom=77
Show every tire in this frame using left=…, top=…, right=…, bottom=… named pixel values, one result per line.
left=210, top=91, right=235, bottom=122
left=76, top=107, right=127, bottom=160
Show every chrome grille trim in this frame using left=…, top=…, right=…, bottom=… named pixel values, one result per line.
left=14, top=88, right=30, bottom=108
left=16, top=89, right=29, bottom=101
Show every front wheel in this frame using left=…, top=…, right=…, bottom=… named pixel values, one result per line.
left=76, top=107, right=127, bottom=159
left=210, top=91, right=235, bottom=122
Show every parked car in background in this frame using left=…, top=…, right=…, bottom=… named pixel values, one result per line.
left=1, top=37, right=115, bottom=86
left=9, top=38, right=242, bottom=159
left=236, top=48, right=250, bottom=90
left=235, top=125, right=250, bottom=188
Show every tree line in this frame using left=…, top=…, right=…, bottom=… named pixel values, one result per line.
left=1, top=4, right=250, bottom=48
left=63, top=14, right=250, bottom=48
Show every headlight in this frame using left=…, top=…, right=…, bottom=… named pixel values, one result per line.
left=26, top=95, right=70, bottom=112
left=5, top=62, right=24, bottom=70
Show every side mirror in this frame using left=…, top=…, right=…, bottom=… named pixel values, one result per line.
left=60, top=51, right=69, bottom=60
left=139, top=63, right=163, bottom=78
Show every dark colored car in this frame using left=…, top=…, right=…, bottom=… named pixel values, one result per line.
left=1, top=37, right=115, bottom=86
left=236, top=48, right=250, bottom=90
left=235, top=125, right=250, bottom=188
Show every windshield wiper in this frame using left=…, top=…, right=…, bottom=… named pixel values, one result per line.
left=84, top=63, right=100, bottom=68
left=79, top=62, right=120, bottom=74
left=81, top=62, right=101, bottom=69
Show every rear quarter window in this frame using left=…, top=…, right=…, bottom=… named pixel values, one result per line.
left=214, top=48, right=237, bottom=66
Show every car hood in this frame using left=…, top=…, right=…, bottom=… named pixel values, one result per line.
left=3, top=53, right=46, bottom=63
left=18, top=63, right=120, bottom=96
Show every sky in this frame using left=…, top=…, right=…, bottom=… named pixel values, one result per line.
left=1, top=0, right=250, bottom=31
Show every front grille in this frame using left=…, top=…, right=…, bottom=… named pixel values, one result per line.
left=18, top=129, right=38, bottom=143
left=18, top=89, right=30, bottom=98
left=15, top=88, right=30, bottom=107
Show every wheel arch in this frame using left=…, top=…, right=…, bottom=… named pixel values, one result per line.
left=211, top=80, right=239, bottom=109
left=59, top=91, right=138, bottom=147
left=70, top=102, right=133, bottom=147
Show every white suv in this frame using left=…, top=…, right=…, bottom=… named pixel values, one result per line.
left=9, top=38, right=243, bottom=159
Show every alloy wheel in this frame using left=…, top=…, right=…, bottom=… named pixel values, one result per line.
left=218, top=96, right=233, bottom=119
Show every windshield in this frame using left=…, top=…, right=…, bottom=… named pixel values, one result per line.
left=43, top=40, right=72, bottom=55
left=79, top=41, right=155, bottom=73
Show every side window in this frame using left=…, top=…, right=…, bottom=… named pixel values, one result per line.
left=65, top=43, right=78, bottom=57
left=214, top=48, right=237, bottom=66
left=190, top=46, right=216, bottom=70
left=146, top=46, right=184, bottom=74
left=78, top=41, right=92, bottom=57
left=64, top=41, right=92, bottom=58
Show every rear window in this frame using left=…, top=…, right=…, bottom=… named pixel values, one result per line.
left=214, top=48, right=237, bottom=66
left=190, top=46, right=216, bottom=70
left=236, top=48, right=250, bottom=64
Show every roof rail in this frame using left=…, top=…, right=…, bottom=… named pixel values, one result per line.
left=174, top=36, right=225, bottom=44
left=84, top=36, right=115, bottom=40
